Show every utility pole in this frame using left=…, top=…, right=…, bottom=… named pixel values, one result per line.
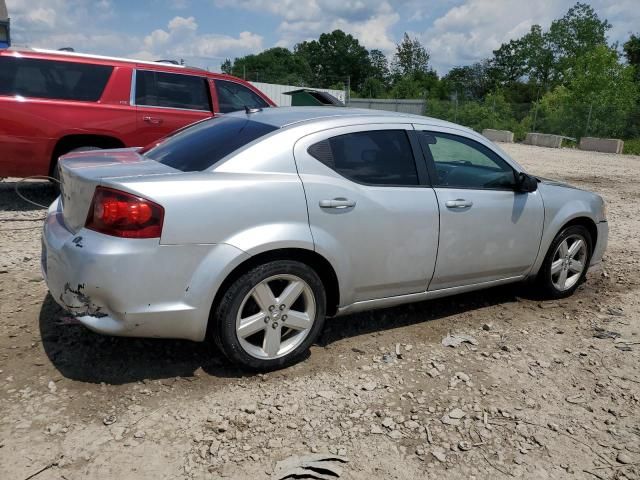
left=532, top=85, right=541, bottom=132
left=346, top=76, right=351, bottom=106
left=585, top=101, right=593, bottom=136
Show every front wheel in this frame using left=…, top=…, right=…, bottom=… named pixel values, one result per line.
left=537, top=225, right=592, bottom=299
left=212, top=260, right=326, bottom=370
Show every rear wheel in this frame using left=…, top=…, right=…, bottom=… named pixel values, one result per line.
left=537, top=225, right=592, bottom=299
left=212, top=260, right=326, bottom=370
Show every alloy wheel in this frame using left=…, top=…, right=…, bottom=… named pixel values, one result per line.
left=550, top=234, right=587, bottom=291
left=235, top=274, right=316, bottom=359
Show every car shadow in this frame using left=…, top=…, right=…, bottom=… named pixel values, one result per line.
left=318, top=283, right=525, bottom=346
left=39, top=282, right=528, bottom=385
left=0, top=180, right=58, bottom=212
left=38, top=294, right=248, bottom=385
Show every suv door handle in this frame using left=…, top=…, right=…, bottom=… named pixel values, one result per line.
left=319, top=198, right=356, bottom=209
left=445, top=199, right=473, bottom=209
left=143, top=116, right=163, bottom=125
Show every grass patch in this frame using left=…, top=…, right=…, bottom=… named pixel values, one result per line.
left=623, top=138, right=640, bottom=155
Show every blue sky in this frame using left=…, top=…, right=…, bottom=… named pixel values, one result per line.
left=6, top=0, right=640, bottom=76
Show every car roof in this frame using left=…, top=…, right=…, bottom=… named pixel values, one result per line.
left=226, top=106, right=466, bottom=131
left=1, top=47, right=241, bottom=81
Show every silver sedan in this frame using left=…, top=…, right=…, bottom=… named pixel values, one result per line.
left=42, top=107, right=608, bottom=370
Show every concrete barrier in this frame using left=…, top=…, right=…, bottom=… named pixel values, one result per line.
left=579, top=137, right=624, bottom=154
left=482, top=129, right=514, bottom=143
left=524, top=133, right=564, bottom=148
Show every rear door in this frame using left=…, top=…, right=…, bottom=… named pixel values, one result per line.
left=416, top=128, right=544, bottom=290
left=294, top=124, right=439, bottom=305
left=133, top=69, right=213, bottom=146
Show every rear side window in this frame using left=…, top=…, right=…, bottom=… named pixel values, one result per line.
left=142, top=116, right=278, bottom=171
left=215, top=80, right=269, bottom=113
left=0, top=57, right=113, bottom=101
left=136, top=70, right=211, bottom=111
left=308, top=130, right=419, bottom=186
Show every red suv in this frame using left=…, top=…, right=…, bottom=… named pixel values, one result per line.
left=0, top=48, right=275, bottom=178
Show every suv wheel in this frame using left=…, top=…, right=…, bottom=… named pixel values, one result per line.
left=212, top=260, right=326, bottom=370
left=537, top=225, right=592, bottom=299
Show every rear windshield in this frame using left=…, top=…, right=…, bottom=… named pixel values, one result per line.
left=0, top=56, right=113, bottom=101
left=142, top=115, right=278, bottom=171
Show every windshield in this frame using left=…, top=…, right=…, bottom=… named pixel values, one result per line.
left=143, top=116, right=278, bottom=172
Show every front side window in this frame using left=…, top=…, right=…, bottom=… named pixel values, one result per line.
left=419, top=132, right=515, bottom=189
left=215, top=80, right=269, bottom=113
left=0, top=57, right=113, bottom=101
left=135, top=70, right=211, bottom=111
left=142, top=116, right=278, bottom=172
left=308, top=130, right=419, bottom=186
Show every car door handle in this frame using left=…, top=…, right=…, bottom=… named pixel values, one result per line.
left=445, top=199, right=473, bottom=209
left=143, top=116, right=163, bottom=125
left=319, top=198, right=356, bottom=209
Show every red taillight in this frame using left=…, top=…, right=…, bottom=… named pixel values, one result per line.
left=85, top=187, right=164, bottom=239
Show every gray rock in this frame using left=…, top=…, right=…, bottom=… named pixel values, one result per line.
left=616, top=452, right=634, bottom=464
left=448, top=408, right=466, bottom=419
left=431, top=449, right=447, bottom=462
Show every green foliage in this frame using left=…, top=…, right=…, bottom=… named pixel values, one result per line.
left=443, top=61, right=494, bottom=100
left=218, top=2, right=639, bottom=146
left=223, top=47, right=311, bottom=84
left=624, top=34, right=640, bottom=82
left=623, top=138, right=640, bottom=155
left=533, top=46, right=639, bottom=138
left=392, top=33, right=431, bottom=79
left=295, top=30, right=371, bottom=90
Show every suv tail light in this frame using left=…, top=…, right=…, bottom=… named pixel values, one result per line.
left=85, top=187, right=164, bottom=239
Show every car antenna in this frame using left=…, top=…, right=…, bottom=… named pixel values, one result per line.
left=245, top=106, right=262, bottom=114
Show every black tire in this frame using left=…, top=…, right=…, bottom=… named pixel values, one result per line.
left=211, top=260, right=326, bottom=371
left=537, top=225, right=592, bottom=299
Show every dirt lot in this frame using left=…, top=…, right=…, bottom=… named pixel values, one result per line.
left=0, top=143, right=639, bottom=480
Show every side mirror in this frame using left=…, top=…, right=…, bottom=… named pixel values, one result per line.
left=516, top=172, right=538, bottom=193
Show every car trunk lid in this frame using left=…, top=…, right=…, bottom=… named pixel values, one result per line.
left=58, top=148, right=178, bottom=233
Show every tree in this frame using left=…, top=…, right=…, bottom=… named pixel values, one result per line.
left=443, top=60, right=495, bottom=100
left=623, top=34, right=640, bottom=81
left=536, top=46, right=638, bottom=137
left=220, top=58, right=232, bottom=75
left=294, top=30, right=371, bottom=90
left=368, top=49, right=390, bottom=85
left=491, top=37, right=527, bottom=84
left=223, top=47, right=311, bottom=85
left=392, top=33, right=431, bottom=78
left=547, top=2, right=611, bottom=75
left=520, top=25, right=555, bottom=88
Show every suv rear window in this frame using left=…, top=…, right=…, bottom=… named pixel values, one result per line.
left=0, top=57, right=113, bottom=101
left=142, top=116, right=278, bottom=171
left=136, top=70, right=211, bottom=111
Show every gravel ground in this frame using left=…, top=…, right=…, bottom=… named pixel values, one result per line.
left=0, top=144, right=639, bottom=480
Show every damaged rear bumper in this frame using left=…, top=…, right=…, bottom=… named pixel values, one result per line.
left=41, top=198, right=249, bottom=341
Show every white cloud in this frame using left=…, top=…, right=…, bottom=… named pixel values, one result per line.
left=420, top=0, right=640, bottom=74
left=217, top=0, right=400, bottom=53
left=132, top=16, right=263, bottom=64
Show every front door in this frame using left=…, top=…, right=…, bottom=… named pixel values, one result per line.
left=133, top=68, right=213, bottom=146
left=415, top=129, right=544, bottom=291
left=294, top=125, right=440, bottom=305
